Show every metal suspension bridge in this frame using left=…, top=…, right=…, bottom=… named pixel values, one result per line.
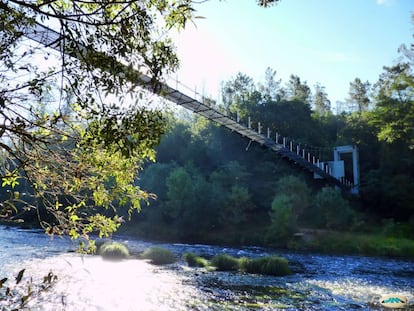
left=22, top=21, right=359, bottom=193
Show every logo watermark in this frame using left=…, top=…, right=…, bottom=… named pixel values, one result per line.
left=380, top=294, right=408, bottom=309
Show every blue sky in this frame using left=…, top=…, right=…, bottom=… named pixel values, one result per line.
left=171, top=0, right=413, bottom=107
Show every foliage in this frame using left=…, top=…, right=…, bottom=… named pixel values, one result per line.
left=290, top=231, right=414, bottom=258
left=310, top=187, right=355, bottom=230
left=209, top=161, right=254, bottom=227
left=256, top=0, right=282, bottom=7
left=313, top=83, right=331, bottom=115
left=285, top=75, right=312, bottom=104
left=210, top=253, right=291, bottom=276
left=273, top=175, right=310, bottom=217
left=99, top=242, right=130, bottom=260
left=347, top=78, right=371, bottom=113
left=185, top=251, right=292, bottom=276
left=239, top=256, right=291, bottom=276
left=370, top=63, right=414, bottom=149
left=268, top=175, right=310, bottom=243
left=210, top=253, right=240, bottom=271
left=222, top=73, right=257, bottom=118
left=141, top=247, right=176, bottom=265
left=0, top=0, right=195, bottom=243
left=268, top=194, right=296, bottom=242
left=258, top=67, right=282, bottom=101
left=164, top=167, right=196, bottom=220
left=183, top=252, right=209, bottom=267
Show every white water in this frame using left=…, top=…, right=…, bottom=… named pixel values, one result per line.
left=17, top=255, right=203, bottom=310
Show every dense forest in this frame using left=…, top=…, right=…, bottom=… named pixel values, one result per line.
left=124, top=54, right=414, bottom=249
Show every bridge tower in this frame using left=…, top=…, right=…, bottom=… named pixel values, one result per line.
left=333, top=145, right=359, bottom=195
left=314, top=145, right=359, bottom=194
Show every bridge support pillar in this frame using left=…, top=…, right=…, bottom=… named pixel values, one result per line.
left=333, top=145, right=359, bottom=194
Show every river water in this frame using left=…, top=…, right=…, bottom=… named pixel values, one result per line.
left=0, top=226, right=413, bottom=310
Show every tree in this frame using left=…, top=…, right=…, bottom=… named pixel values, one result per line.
left=285, top=74, right=312, bottom=105
left=258, top=67, right=282, bottom=102
left=370, top=63, right=414, bottom=149
left=222, top=72, right=256, bottom=118
left=369, top=13, right=413, bottom=147
left=164, top=167, right=195, bottom=221
left=347, top=78, right=371, bottom=113
left=313, top=83, right=331, bottom=115
left=0, top=0, right=195, bottom=245
left=272, top=175, right=310, bottom=221
left=268, top=194, right=296, bottom=242
left=311, top=187, right=355, bottom=230
left=209, top=161, right=253, bottom=226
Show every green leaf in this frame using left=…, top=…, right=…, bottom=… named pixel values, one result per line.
left=69, top=214, right=80, bottom=222
left=55, top=201, right=63, bottom=210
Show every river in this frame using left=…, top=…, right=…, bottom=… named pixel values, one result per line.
left=0, top=225, right=413, bottom=310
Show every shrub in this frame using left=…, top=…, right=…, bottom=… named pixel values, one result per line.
left=99, top=242, right=130, bottom=260
left=183, top=252, right=209, bottom=267
left=274, top=175, right=310, bottom=217
left=240, top=256, right=291, bottom=276
left=268, top=194, right=297, bottom=243
left=141, top=247, right=176, bottom=265
left=311, top=187, right=355, bottom=230
left=210, top=253, right=239, bottom=271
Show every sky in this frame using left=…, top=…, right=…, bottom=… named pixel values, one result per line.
left=169, top=0, right=413, bottom=107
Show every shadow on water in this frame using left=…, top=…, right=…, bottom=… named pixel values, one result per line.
left=1, top=226, right=413, bottom=310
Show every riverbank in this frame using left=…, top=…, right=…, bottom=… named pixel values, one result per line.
left=286, top=229, right=414, bottom=258
left=119, top=223, right=414, bottom=260
left=3, top=219, right=414, bottom=260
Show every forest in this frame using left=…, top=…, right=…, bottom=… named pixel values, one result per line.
left=125, top=60, right=414, bottom=254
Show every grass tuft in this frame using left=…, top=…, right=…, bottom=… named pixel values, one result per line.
left=210, top=253, right=240, bottom=271
left=141, top=246, right=176, bottom=265
left=183, top=252, right=209, bottom=267
left=99, top=242, right=130, bottom=260
left=210, top=253, right=291, bottom=276
left=240, top=256, right=291, bottom=276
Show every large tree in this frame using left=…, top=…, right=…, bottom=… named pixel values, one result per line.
left=371, top=63, right=414, bottom=149
left=347, top=77, right=371, bottom=113
left=258, top=67, right=282, bottom=102
left=285, top=74, right=311, bottom=105
left=369, top=13, right=414, bottom=149
left=313, top=83, right=331, bottom=115
left=221, top=72, right=256, bottom=118
left=0, top=0, right=194, bottom=247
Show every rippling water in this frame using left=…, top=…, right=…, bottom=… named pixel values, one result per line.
left=1, top=226, right=413, bottom=310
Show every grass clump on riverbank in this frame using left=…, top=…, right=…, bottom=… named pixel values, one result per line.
left=141, top=246, right=176, bottom=265
left=183, top=252, right=209, bottom=267
left=211, top=253, right=240, bottom=271
left=207, top=253, right=291, bottom=276
left=239, top=256, right=291, bottom=276
left=99, top=242, right=130, bottom=260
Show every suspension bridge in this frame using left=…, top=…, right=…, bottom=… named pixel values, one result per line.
left=22, top=21, right=359, bottom=193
